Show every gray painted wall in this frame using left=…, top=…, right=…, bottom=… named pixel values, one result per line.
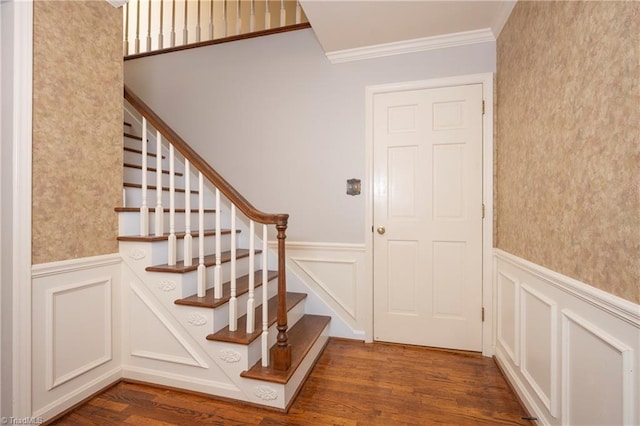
left=125, top=28, right=495, bottom=243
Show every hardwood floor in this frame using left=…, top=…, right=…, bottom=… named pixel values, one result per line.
left=51, top=339, right=533, bottom=425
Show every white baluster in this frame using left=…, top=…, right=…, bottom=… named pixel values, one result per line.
left=183, top=0, right=188, bottom=45
left=279, top=0, right=285, bottom=27
left=154, top=131, right=164, bottom=236
left=222, top=0, right=228, bottom=37
left=135, top=0, right=141, bottom=53
left=158, top=0, right=164, bottom=49
left=214, top=188, right=222, bottom=299
left=249, top=0, right=255, bottom=32
left=235, top=0, right=241, bottom=35
left=124, top=2, right=129, bottom=55
left=261, top=224, right=269, bottom=367
left=229, top=204, right=237, bottom=331
left=246, top=220, right=255, bottom=334
left=264, top=0, right=271, bottom=29
left=183, top=159, right=192, bottom=267
left=196, top=0, right=201, bottom=42
left=295, top=1, right=301, bottom=24
left=139, top=118, right=149, bottom=236
left=170, top=0, right=176, bottom=47
left=209, top=0, right=214, bottom=40
left=168, top=144, right=176, bottom=266
left=197, top=172, right=206, bottom=297
left=146, top=0, right=152, bottom=52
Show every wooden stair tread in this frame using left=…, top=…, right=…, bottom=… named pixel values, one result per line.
left=124, top=146, right=165, bottom=158
left=124, top=162, right=183, bottom=176
left=146, top=249, right=259, bottom=273
left=175, top=270, right=278, bottom=309
left=117, top=229, right=238, bottom=242
left=207, top=292, right=307, bottom=345
left=124, top=121, right=132, bottom=128
left=124, top=182, right=198, bottom=194
left=115, top=207, right=216, bottom=213
left=124, top=132, right=144, bottom=141
left=240, top=314, right=331, bottom=384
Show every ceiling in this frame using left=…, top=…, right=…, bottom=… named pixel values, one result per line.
left=299, top=0, right=517, bottom=53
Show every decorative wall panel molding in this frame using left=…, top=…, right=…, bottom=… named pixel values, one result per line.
left=520, top=284, right=558, bottom=416
left=129, top=282, right=208, bottom=368
left=31, top=254, right=122, bottom=421
left=561, top=309, right=634, bottom=426
left=291, top=257, right=357, bottom=319
left=270, top=241, right=366, bottom=336
left=494, top=249, right=639, bottom=425
left=497, top=270, right=519, bottom=366
left=45, top=277, right=112, bottom=390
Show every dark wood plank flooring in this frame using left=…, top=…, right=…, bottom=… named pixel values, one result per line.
left=51, top=339, right=533, bottom=425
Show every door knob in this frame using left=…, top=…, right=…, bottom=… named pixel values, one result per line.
left=377, top=226, right=386, bottom=235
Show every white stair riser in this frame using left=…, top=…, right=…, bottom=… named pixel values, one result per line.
left=119, top=236, right=239, bottom=267
left=211, top=279, right=279, bottom=333
left=208, top=299, right=306, bottom=373
left=118, top=211, right=217, bottom=236
left=124, top=167, right=190, bottom=191
left=123, top=149, right=172, bottom=170
left=124, top=187, right=213, bottom=209
left=120, top=242, right=267, bottom=296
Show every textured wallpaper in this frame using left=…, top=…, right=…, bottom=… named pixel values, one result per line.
left=33, top=1, right=123, bottom=264
left=496, top=1, right=639, bottom=304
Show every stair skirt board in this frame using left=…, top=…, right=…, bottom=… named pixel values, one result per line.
left=120, top=325, right=331, bottom=411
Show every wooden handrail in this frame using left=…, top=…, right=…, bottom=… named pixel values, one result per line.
left=124, top=85, right=291, bottom=370
left=124, top=23, right=311, bottom=61
left=124, top=85, right=288, bottom=228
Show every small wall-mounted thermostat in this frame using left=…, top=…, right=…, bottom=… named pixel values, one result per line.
left=346, top=178, right=361, bottom=196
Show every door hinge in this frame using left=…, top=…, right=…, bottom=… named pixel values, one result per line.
left=482, top=100, right=485, bottom=115
left=482, top=203, right=485, bottom=219
left=482, top=307, right=485, bottom=322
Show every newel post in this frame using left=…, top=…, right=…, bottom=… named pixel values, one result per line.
left=272, top=219, right=291, bottom=371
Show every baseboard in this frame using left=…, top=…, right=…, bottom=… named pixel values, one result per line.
left=34, top=368, right=121, bottom=421
left=121, top=365, right=243, bottom=401
left=494, top=249, right=639, bottom=425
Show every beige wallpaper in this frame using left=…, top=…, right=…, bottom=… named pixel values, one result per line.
left=496, top=1, right=639, bottom=304
left=33, top=1, right=123, bottom=264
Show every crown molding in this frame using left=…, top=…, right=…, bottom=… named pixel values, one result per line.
left=326, top=28, right=495, bottom=64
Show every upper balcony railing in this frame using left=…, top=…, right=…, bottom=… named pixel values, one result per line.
left=123, top=0, right=308, bottom=58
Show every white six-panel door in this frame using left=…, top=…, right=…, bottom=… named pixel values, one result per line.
left=373, top=84, right=484, bottom=351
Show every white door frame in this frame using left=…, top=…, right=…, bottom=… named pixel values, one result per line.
left=0, top=0, right=33, bottom=417
left=364, top=73, right=494, bottom=356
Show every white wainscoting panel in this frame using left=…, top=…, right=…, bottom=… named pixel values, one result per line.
left=561, top=309, right=633, bottom=426
left=497, top=270, right=519, bottom=366
left=494, top=249, right=639, bottom=426
left=271, top=241, right=367, bottom=340
left=45, top=277, right=112, bottom=390
left=128, top=281, right=208, bottom=368
left=31, top=254, right=122, bottom=420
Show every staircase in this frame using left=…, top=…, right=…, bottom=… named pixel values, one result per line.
left=116, top=86, right=330, bottom=411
